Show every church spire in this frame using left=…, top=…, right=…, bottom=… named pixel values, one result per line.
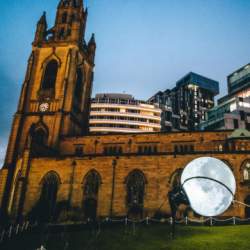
left=38, top=11, right=47, bottom=25
left=87, top=33, right=96, bottom=64
left=33, top=12, right=47, bottom=45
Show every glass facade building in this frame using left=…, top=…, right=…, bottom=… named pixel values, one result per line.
left=228, top=63, right=250, bottom=95
left=201, top=63, right=250, bottom=131
left=148, top=72, right=219, bottom=131
left=200, top=96, right=250, bottom=130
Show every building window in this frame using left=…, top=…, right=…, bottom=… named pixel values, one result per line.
left=38, top=171, right=60, bottom=222
left=83, top=171, right=101, bottom=199
left=173, top=144, right=194, bottom=154
left=243, top=161, right=250, bottom=181
left=62, top=12, right=67, bottom=23
left=170, top=169, right=183, bottom=189
left=74, top=68, right=84, bottom=104
left=58, top=28, right=65, bottom=39
left=70, top=14, right=76, bottom=23
left=137, top=145, right=158, bottom=154
left=233, top=119, right=239, bottom=129
left=41, top=60, right=58, bottom=90
left=103, top=146, right=123, bottom=155
left=31, top=128, right=48, bottom=146
left=126, top=170, right=146, bottom=216
left=75, top=145, right=84, bottom=156
left=67, top=29, right=72, bottom=36
left=83, top=170, right=101, bottom=219
left=218, top=144, right=223, bottom=152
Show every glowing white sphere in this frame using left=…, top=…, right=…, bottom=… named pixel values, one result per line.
left=181, top=157, right=236, bottom=217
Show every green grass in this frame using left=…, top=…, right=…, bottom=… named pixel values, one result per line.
left=1, top=224, right=250, bottom=250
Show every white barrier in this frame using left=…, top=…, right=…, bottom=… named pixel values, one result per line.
left=1, top=216, right=250, bottom=244
left=0, top=221, right=33, bottom=244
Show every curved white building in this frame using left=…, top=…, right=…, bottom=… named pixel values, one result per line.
left=89, top=93, right=161, bottom=133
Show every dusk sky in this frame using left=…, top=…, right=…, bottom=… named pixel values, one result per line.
left=0, top=0, right=249, bottom=166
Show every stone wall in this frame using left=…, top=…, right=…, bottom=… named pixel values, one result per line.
left=22, top=152, right=249, bottom=219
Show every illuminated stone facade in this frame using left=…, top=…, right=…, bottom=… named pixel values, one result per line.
left=0, top=0, right=250, bottom=223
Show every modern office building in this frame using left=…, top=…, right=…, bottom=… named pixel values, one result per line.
left=148, top=72, right=219, bottom=131
left=228, top=63, right=250, bottom=96
left=147, top=90, right=173, bottom=131
left=218, top=63, right=250, bottom=104
left=89, top=93, right=161, bottom=133
left=201, top=63, right=250, bottom=131
left=200, top=96, right=250, bottom=130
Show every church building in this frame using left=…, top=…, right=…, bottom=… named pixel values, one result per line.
left=0, top=0, right=250, bottom=222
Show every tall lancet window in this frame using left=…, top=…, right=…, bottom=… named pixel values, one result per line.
left=74, top=68, right=84, bottom=104
left=243, top=161, right=250, bottom=181
left=83, top=170, right=101, bottom=219
left=126, top=170, right=146, bottom=217
left=39, top=171, right=60, bottom=221
left=41, top=60, right=58, bottom=90
left=62, top=12, right=68, bottom=23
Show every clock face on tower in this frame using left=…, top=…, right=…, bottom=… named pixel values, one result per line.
left=39, top=103, right=49, bottom=112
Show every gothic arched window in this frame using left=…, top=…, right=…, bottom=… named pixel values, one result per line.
left=169, top=169, right=183, bottom=190
left=83, top=170, right=101, bottom=199
left=243, top=161, right=250, bottom=181
left=126, top=170, right=146, bottom=208
left=70, top=14, right=76, bottom=23
left=41, top=60, right=58, bottom=90
left=74, top=68, right=84, bottom=103
left=39, top=171, right=60, bottom=221
left=32, top=128, right=48, bottom=146
left=62, top=12, right=67, bottom=23
left=218, top=144, right=223, bottom=152
left=82, top=170, right=101, bottom=219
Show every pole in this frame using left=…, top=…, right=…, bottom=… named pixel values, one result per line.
left=109, top=159, right=117, bottom=217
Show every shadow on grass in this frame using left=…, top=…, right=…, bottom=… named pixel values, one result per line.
left=1, top=224, right=250, bottom=250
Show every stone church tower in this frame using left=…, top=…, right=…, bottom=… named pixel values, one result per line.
left=0, top=0, right=95, bottom=219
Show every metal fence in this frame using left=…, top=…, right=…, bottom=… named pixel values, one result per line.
left=0, top=221, right=35, bottom=244
left=1, top=216, right=250, bottom=245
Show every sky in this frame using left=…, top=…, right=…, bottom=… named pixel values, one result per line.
left=0, top=0, right=249, bottom=167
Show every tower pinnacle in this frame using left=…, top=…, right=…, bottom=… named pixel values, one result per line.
left=33, top=12, right=47, bottom=45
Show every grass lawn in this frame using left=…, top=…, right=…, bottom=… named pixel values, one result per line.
left=1, top=223, right=250, bottom=250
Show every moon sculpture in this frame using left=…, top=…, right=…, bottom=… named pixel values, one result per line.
left=181, top=157, right=236, bottom=217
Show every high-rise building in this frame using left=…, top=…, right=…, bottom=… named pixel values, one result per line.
left=89, top=93, right=161, bottom=133
left=200, top=96, right=250, bottom=130
left=147, top=90, right=173, bottom=131
left=148, top=72, right=219, bottom=131
left=228, top=63, right=250, bottom=96
left=201, top=63, right=250, bottom=131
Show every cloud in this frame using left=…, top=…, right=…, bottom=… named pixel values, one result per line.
left=0, top=137, right=7, bottom=168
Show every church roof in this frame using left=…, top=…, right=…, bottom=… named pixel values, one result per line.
left=228, top=129, right=250, bottom=139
